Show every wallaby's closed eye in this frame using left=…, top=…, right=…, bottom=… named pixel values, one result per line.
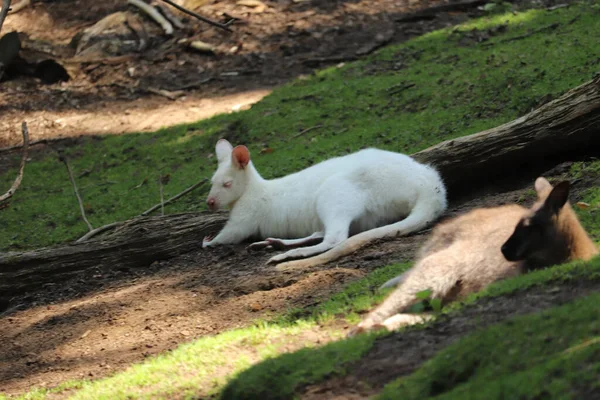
left=202, top=139, right=448, bottom=266
left=351, top=177, right=598, bottom=335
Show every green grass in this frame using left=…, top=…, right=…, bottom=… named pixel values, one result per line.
left=377, top=293, right=600, bottom=400
left=570, top=160, right=600, bottom=243
left=2, top=2, right=600, bottom=250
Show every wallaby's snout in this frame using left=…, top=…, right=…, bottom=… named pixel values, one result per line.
left=501, top=236, right=524, bottom=261
left=207, top=197, right=217, bottom=211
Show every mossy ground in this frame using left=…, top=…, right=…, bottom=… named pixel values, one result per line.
left=2, top=2, right=600, bottom=399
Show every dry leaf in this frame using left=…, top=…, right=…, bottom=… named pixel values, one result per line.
left=189, top=40, right=215, bottom=53
left=236, top=0, right=266, bottom=12
left=576, top=202, right=590, bottom=209
left=260, top=147, right=274, bottom=154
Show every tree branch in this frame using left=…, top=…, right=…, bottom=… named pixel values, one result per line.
left=128, top=0, right=174, bottom=35
left=0, top=121, right=29, bottom=203
left=0, top=0, right=11, bottom=34
left=141, top=178, right=207, bottom=216
left=157, top=0, right=233, bottom=32
left=59, top=152, right=94, bottom=232
left=75, top=178, right=208, bottom=242
left=7, top=0, right=28, bottom=14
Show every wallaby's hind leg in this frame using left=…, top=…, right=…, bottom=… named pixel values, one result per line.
left=351, top=251, right=460, bottom=335
left=267, top=181, right=366, bottom=265
left=247, top=232, right=325, bottom=251
left=276, top=199, right=442, bottom=271
left=266, top=219, right=351, bottom=264
left=381, top=313, right=434, bottom=331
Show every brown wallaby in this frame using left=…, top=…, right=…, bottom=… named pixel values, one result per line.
left=351, top=177, right=598, bottom=335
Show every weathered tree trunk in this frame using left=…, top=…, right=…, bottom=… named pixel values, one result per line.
left=0, top=213, right=227, bottom=296
left=413, top=75, right=600, bottom=193
left=1, top=77, right=600, bottom=296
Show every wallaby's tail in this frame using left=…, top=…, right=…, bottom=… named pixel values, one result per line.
left=276, top=199, right=444, bottom=271
left=379, top=272, right=408, bottom=290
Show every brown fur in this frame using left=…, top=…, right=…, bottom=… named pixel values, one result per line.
left=352, top=178, right=598, bottom=335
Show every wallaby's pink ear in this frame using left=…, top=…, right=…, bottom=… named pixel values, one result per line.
left=534, top=177, right=553, bottom=199
left=542, top=181, right=570, bottom=216
left=232, top=145, right=250, bottom=170
left=215, top=139, right=233, bottom=164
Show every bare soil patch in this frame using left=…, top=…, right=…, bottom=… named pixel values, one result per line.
left=1, top=0, right=497, bottom=148
left=0, top=161, right=595, bottom=395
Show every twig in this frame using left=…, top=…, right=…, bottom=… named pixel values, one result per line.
left=141, top=178, right=207, bottom=216
left=0, top=0, right=10, bottom=34
left=128, top=0, right=174, bottom=35
left=157, top=0, right=233, bottom=32
left=483, top=21, right=565, bottom=47
left=546, top=3, right=569, bottom=11
left=0, top=122, right=29, bottom=203
left=60, top=152, right=93, bottom=232
left=7, top=0, right=28, bottom=13
left=0, top=303, right=24, bottom=318
left=302, top=55, right=358, bottom=67
left=175, top=77, right=213, bottom=90
left=75, top=222, right=124, bottom=243
left=76, top=178, right=208, bottom=242
left=292, top=124, right=324, bottom=139
left=159, top=175, right=165, bottom=216
left=395, top=0, right=488, bottom=23
left=152, top=1, right=184, bottom=29
left=146, top=86, right=185, bottom=100
left=387, top=82, right=416, bottom=95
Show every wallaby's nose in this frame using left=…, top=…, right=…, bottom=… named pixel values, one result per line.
left=207, top=197, right=216, bottom=210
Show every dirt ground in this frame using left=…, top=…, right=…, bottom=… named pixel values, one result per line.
left=0, top=161, right=595, bottom=395
left=0, top=0, right=503, bottom=148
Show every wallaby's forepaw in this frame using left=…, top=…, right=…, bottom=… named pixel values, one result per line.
left=247, top=240, right=272, bottom=252
left=202, top=234, right=215, bottom=249
left=347, top=321, right=387, bottom=337
left=248, top=238, right=288, bottom=252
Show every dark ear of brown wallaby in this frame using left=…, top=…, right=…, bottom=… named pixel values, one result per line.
left=541, top=181, right=570, bottom=216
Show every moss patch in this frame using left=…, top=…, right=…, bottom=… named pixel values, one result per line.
left=378, top=293, right=600, bottom=399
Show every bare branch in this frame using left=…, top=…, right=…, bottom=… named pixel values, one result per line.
left=157, top=0, right=233, bottom=32
left=60, top=152, right=94, bottom=232
left=76, top=178, right=207, bottom=242
left=0, top=0, right=11, bottom=34
left=292, top=124, right=323, bottom=139
left=141, top=178, right=207, bottom=216
left=0, top=122, right=29, bottom=203
left=75, top=221, right=124, bottom=243
left=128, top=0, right=174, bottom=35
left=7, top=0, right=28, bottom=14
left=151, top=1, right=184, bottom=29
left=159, top=175, right=165, bottom=216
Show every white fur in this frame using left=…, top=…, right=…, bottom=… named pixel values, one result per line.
left=203, top=139, right=447, bottom=265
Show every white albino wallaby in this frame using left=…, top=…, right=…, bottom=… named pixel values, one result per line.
left=202, top=139, right=447, bottom=265
left=351, top=177, right=598, bottom=335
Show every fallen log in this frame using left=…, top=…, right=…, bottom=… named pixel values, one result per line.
left=2, top=77, right=600, bottom=292
left=0, top=212, right=227, bottom=297
left=412, top=75, right=600, bottom=195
